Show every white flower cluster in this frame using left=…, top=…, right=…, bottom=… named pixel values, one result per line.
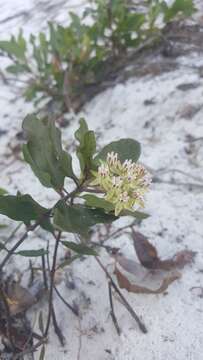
left=91, top=152, right=152, bottom=216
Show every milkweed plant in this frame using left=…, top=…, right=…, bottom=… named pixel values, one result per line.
left=0, top=116, right=151, bottom=356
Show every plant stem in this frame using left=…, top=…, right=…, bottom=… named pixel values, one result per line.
left=95, top=256, right=147, bottom=334
left=0, top=185, right=81, bottom=272
left=51, top=304, right=65, bottom=346
left=108, top=281, right=121, bottom=335
left=44, top=231, right=61, bottom=337
left=41, top=254, right=48, bottom=290
left=54, top=284, right=79, bottom=317
left=0, top=222, right=40, bottom=271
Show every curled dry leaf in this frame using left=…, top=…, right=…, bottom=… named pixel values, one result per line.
left=132, top=230, right=159, bottom=269
left=114, top=255, right=181, bottom=294
left=132, top=229, right=196, bottom=270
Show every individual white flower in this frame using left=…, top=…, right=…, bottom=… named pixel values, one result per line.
left=119, top=191, right=130, bottom=203
left=98, top=163, right=109, bottom=177
left=123, top=159, right=133, bottom=171
left=112, top=176, right=122, bottom=188
left=107, top=151, right=118, bottom=166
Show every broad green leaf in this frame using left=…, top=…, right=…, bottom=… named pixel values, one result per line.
left=6, top=64, right=30, bottom=74
left=75, top=119, right=96, bottom=174
left=164, top=0, right=196, bottom=22
left=82, top=194, right=114, bottom=212
left=62, top=241, right=97, bottom=256
left=0, top=194, right=53, bottom=231
left=16, top=248, right=48, bottom=257
left=53, top=201, right=117, bottom=235
left=0, top=30, right=26, bottom=60
left=94, top=138, right=141, bottom=165
left=0, top=39, right=25, bottom=60
left=23, top=115, right=76, bottom=190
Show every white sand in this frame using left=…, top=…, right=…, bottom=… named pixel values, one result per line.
left=0, top=1, right=203, bottom=359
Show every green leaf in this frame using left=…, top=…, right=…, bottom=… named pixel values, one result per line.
left=0, top=188, right=8, bottom=195
left=53, top=201, right=117, bottom=235
left=62, top=241, right=97, bottom=256
left=39, top=32, right=49, bottom=64
left=60, top=151, right=78, bottom=183
left=23, top=115, right=76, bottom=190
left=164, top=0, right=196, bottom=22
left=48, top=22, right=59, bottom=53
left=6, top=64, right=30, bottom=74
left=75, top=119, right=96, bottom=174
left=120, top=209, right=150, bottom=220
left=16, top=248, right=48, bottom=257
left=0, top=194, right=53, bottom=231
left=94, top=138, right=141, bottom=165
left=0, top=40, right=24, bottom=60
left=23, top=83, right=41, bottom=101
left=82, top=194, right=114, bottom=212
left=0, top=31, right=26, bottom=60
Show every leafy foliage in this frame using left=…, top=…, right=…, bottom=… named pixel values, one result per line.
left=94, top=138, right=141, bottom=164
left=0, top=117, right=150, bottom=259
left=0, top=193, right=53, bottom=231
left=0, top=0, right=196, bottom=116
left=61, top=241, right=97, bottom=256
left=53, top=201, right=117, bottom=236
left=75, top=118, right=96, bottom=176
left=16, top=249, right=48, bottom=257
left=22, top=114, right=77, bottom=190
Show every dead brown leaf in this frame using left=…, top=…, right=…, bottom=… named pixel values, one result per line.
left=115, top=265, right=180, bottom=294
left=132, top=230, right=195, bottom=270
left=6, top=282, right=36, bottom=315
left=132, top=230, right=159, bottom=269
left=114, top=255, right=181, bottom=294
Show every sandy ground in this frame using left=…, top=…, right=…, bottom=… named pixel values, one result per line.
left=0, top=1, right=203, bottom=359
